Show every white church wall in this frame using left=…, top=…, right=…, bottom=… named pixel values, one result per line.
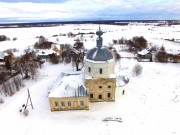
left=85, top=60, right=115, bottom=79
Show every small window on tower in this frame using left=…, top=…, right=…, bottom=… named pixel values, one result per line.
left=99, top=86, right=102, bottom=89
left=88, top=67, right=91, bottom=73
left=108, top=86, right=111, bottom=88
left=99, top=68, right=103, bottom=74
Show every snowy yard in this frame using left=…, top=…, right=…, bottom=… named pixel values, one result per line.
left=0, top=24, right=180, bottom=135
left=0, top=59, right=179, bottom=135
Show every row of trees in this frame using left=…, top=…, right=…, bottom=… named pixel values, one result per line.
left=40, top=40, right=85, bottom=71
left=34, top=36, right=53, bottom=49
left=0, top=35, right=17, bottom=41
left=59, top=41, right=85, bottom=71
left=127, top=36, right=147, bottom=52
left=0, top=35, right=10, bottom=41
left=0, top=48, right=42, bottom=97
left=0, top=74, right=22, bottom=96
left=156, top=46, right=180, bottom=63
left=112, top=36, right=147, bottom=52
left=14, top=49, right=40, bottom=79
left=107, top=46, right=121, bottom=61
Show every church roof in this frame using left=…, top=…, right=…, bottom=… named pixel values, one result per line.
left=49, top=73, right=88, bottom=98
left=86, top=47, right=113, bottom=61
left=86, top=26, right=114, bottom=62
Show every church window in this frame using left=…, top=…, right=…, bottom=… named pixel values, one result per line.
left=80, top=101, right=84, bottom=106
left=68, top=101, right=71, bottom=107
left=122, top=90, right=125, bottom=95
left=90, top=94, right=93, bottom=98
left=99, top=68, right=103, bottom=74
left=108, top=85, right=111, bottom=88
left=99, top=86, right=102, bottom=89
left=88, top=67, right=91, bottom=73
left=55, top=101, right=58, bottom=107
left=107, top=93, right=111, bottom=98
left=99, top=95, right=102, bottom=99
left=61, top=102, right=65, bottom=107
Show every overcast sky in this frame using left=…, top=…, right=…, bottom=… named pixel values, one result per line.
left=0, top=0, right=179, bottom=23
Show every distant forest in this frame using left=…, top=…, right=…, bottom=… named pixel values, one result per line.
left=0, top=20, right=180, bottom=28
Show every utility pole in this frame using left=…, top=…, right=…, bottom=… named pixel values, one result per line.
left=25, top=89, right=34, bottom=109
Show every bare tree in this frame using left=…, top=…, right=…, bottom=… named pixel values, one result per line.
left=127, top=36, right=147, bottom=51
left=2, top=83, right=8, bottom=96
left=13, top=76, right=22, bottom=91
left=132, top=63, right=143, bottom=76
left=156, top=46, right=168, bottom=62
left=49, top=53, right=59, bottom=64
left=15, top=49, right=37, bottom=79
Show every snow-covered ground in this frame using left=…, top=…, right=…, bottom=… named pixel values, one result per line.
left=0, top=24, right=180, bottom=53
left=0, top=24, right=180, bottom=135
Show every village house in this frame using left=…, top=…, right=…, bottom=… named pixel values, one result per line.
left=37, top=49, right=59, bottom=60
left=137, top=49, right=152, bottom=61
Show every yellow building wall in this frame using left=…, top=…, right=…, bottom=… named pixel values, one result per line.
left=85, top=78, right=116, bottom=102
left=49, top=96, right=89, bottom=111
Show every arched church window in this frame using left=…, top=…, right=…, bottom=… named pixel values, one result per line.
left=88, top=67, right=91, bottom=72
left=122, top=90, right=125, bottom=95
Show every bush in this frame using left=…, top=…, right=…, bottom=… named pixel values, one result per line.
left=0, top=98, right=4, bottom=104
left=132, top=63, right=143, bottom=76
left=38, top=35, right=46, bottom=44
left=0, top=35, right=8, bottom=41
left=13, top=37, right=17, bottom=41
left=49, top=53, right=59, bottom=64
left=112, top=39, right=118, bottom=44
left=23, top=109, right=29, bottom=116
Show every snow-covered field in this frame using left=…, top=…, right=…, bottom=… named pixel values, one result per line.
left=0, top=24, right=180, bottom=135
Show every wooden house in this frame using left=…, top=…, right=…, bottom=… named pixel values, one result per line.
left=137, top=49, right=152, bottom=61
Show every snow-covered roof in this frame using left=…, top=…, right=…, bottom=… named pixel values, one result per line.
left=86, top=47, right=114, bottom=61
left=0, top=51, right=4, bottom=60
left=85, top=58, right=114, bottom=64
left=49, top=73, right=88, bottom=98
left=37, top=49, right=58, bottom=56
left=138, top=49, right=150, bottom=55
left=116, top=75, right=129, bottom=87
